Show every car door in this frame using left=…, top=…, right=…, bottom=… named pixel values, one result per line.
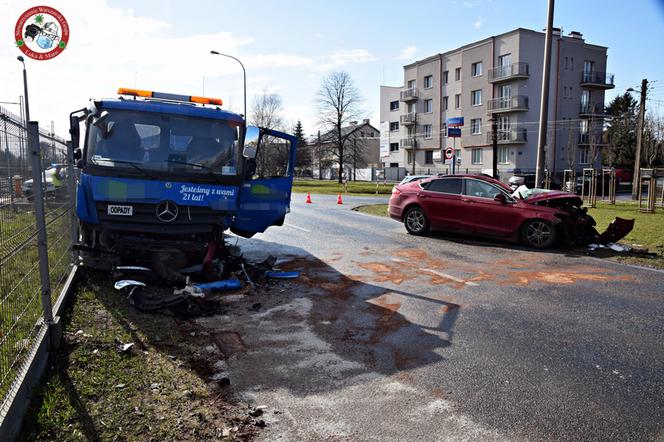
left=231, top=128, right=297, bottom=237
left=418, top=177, right=465, bottom=231
left=461, top=178, right=521, bottom=236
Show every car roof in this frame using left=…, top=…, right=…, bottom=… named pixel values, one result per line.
left=420, top=174, right=512, bottom=191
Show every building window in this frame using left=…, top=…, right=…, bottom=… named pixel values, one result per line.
left=443, top=70, right=449, bottom=84
left=424, top=99, right=433, bottom=113
left=455, top=94, right=461, bottom=109
left=443, top=96, right=449, bottom=111
left=579, top=146, right=590, bottom=164
left=455, top=67, right=461, bottom=81
left=471, top=148, right=483, bottom=164
left=471, top=61, right=483, bottom=77
left=570, top=57, right=574, bottom=70
left=389, top=100, right=399, bottom=111
left=407, top=150, right=413, bottom=164
left=423, top=124, right=433, bottom=139
left=389, top=162, right=399, bottom=167
left=425, top=150, right=434, bottom=164
left=455, top=148, right=461, bottom=159
left=407, top=79, right=416, bottom=89
left=390, top=122, right=399, bottom=131
left=424, top=75, right=433, bottom=89
left=471, top=89, right=482, bottom=106
left=498, top=146, right=509, bottom=163
left=442, top=122, right=447, bottom=136
left=390, top=142, right=399, bottom=152
left=471, top=118, right=482, bottom=135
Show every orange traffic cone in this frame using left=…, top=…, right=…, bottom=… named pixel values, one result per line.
left=337, top=193, right=343, bottom=205
left=305, top=192, right=312, bottom=204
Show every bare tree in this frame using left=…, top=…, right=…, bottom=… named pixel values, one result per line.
left=250, top=91, right=284, bottom=131
left=564, top=119, right=577, bottom=170
left=250, top=91, right=288, bottom=177
left=316, top=71, right=363, bottom=183
left=642, top=112, right=664, bottom=168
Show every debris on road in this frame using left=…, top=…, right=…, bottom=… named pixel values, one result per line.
left=109, top=238, right=294, bottom=317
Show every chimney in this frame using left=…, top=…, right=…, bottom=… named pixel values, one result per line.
left=349, top=121, right=357, bottom=126
left=551, top=27, right=561, bottom=36
left=363, top=119, right=370, bottom=124
left=568, top=31, right=583, bottom=40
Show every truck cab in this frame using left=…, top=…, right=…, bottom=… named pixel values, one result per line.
left=70, top=88, right=296, bottom=269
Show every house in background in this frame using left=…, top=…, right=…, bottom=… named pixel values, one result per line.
left=310, top=119, right=380, bottom=180
left=379, top=27, right=614, bottom=180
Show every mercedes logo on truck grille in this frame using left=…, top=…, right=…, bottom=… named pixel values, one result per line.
left=155, top=200, right=178, bottom=222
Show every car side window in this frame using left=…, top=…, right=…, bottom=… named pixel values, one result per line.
left=463, top=179, right=503, bottom=199
left=425, top=178, right=462, bottom=194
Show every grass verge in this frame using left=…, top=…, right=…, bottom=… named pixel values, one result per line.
left=293, top=179, right=392, bottom=196
left=21, top=273, right=259, bottom=441
left=355, top=202, right=664, bottom=268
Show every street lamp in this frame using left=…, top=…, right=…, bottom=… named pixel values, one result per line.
left=209, top=50, right=246, bottom=120
left=17, top=56, right=30, bottom=122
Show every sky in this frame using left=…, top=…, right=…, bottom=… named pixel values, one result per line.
left=1, top=0, right=664, bottom=140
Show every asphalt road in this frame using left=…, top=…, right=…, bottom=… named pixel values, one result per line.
left=199, top=193, right=664, bottom=441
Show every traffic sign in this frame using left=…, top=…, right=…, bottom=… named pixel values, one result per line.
left=444, top=147, right=454, bottom=160
left=447, top=117, right=464, bottom=127
left=447, top=127, right=461, bottom=137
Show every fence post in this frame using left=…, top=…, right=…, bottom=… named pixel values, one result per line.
left=27, top=121, right=53, bottom=324
left=65, top=141, right=78, bottom=262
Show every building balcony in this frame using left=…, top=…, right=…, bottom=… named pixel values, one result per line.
left=400, top=137, right=417, bottom=148
left=579, top=103, right=606, bottom=118
left=400, top=87, right=418, bottom=102
left=486, top=128, right=527, bottom=144
left=487, top=95, right=529, bottom=113
left=488, top=62, right=529, bottom=83
left=580, top=71, right=615, bottom=89
left=400, top=112, right=417, bottom=125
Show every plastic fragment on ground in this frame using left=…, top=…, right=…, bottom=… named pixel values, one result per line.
left=192, top=279, right=243, bottom=293
left=114, top=280, right=147, bottom=290
left=265, top=271, right=300, bottom=279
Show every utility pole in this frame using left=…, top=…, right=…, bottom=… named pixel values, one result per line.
left=535, top=0, right=555, bottom=187
left=631, top=78, right=648, bottom=200
left=491, top=117, right=498, bottom=179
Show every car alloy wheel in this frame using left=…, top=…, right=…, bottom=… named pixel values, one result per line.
left=523, top=220, right=556, bottom=249
left=404, top=207, right=429, bottom=235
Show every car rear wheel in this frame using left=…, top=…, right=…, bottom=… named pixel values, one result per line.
left=404, top=206, right=429, bottom=235
left=521, top=219, right=557, bottom=249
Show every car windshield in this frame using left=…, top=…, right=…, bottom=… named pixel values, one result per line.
left=513, top=187, right=554, bottom=200
left=86, top=109, right=240, bottom=176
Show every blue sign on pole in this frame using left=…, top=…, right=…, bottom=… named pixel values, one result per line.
left=447, top=117, right=465, bottom=127
left=447, top=127, right=462, bottom=137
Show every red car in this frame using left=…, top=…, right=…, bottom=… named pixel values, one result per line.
left=388, top=174, right=597, bottom=249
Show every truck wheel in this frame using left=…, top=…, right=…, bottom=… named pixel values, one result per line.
left=404, top=206, right=429, bottom=235
left=522, top=219, right=557, bottom=249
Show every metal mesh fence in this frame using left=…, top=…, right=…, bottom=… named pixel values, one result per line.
left=0, top=105, right=75, bottom=412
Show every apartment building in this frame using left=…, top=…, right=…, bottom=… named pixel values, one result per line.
left=379, top=28, right=614, bottom=177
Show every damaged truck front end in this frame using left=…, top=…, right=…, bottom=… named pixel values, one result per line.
left=70, top=88, right=297, bottom=271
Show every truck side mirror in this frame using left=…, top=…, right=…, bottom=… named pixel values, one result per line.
left=243, top=126, right=260, bottom=159
left=73, top=148, right=82, bottom=160
left=69, top=113, right=80, bottom=149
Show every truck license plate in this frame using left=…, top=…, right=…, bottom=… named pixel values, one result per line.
left=107, top=205, right=133, bottom=216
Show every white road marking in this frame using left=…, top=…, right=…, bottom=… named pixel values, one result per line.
left=419, top=268, right=479, bottom=286
left=285, top=223, right=311, bottom=233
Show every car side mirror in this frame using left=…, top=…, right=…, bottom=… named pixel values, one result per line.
left=243, top=126, right=260, bottom=159
left=494, top=193, right=507, bottom=204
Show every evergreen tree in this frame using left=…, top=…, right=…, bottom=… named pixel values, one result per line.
left=605, top=92, right=638, bottom=167
left=293, top=120, right=312, bottom=176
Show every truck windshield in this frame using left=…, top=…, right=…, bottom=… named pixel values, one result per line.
left=86, top=109, right=239, bottom=177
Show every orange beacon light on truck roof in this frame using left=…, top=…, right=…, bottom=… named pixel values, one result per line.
left=117, top=88, right=223, bottom=106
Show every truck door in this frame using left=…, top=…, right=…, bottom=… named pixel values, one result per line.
left=231, top=128, right=297, bottom=237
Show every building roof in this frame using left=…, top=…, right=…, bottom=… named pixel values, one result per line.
left=318, top=120, right=378, bottom=143
left=403, top=27, right=608, bottom=69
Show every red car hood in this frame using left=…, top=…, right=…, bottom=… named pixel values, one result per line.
left=522, top=190, right=582, bottom=205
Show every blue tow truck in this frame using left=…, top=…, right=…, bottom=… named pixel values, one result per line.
left=69, top=87, right=297, bottom=270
